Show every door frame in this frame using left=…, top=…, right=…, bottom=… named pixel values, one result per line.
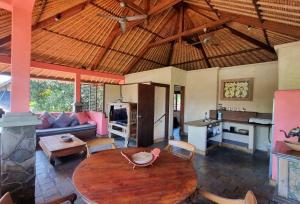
left=174, top=85, right=185, bottom=135
left=150, top=82, right=170, bottom=140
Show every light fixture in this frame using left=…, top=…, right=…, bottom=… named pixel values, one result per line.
left=54, top=14, right=62, bottom=21
left=120, top=1, right=126, bottom=8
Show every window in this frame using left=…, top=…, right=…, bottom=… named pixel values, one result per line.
left=81, top=83, right=104, bottom=112
left=173, top=92, right=181, bottom=111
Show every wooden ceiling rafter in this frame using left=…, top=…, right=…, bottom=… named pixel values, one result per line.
left=148, top=0, right=182, bottom=16
left=123, top=10, right=177, bottom=74
left=251, top=0, right=270, bottom=46
left=0, top=0, right=90, bottom=46
left=116, top=0, right=147, bottom=15
left=178, top=3, right=184, bottom=43
left=191, top=2, right=275, bottom=54
left=148, top=16, right=234, bottom=47
left=192, top=5, right=300, bottom=39
left=184, top=11, right=212, bottom=68
left=172, top=47, right=262, bottom=66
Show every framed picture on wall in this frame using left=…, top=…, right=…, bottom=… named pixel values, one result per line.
left=220, top=78, right=254, bottom=101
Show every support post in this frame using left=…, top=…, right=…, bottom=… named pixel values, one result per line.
left=73, top=73, right=83, bottom=112
left=10, top=1, right=35, bottom=112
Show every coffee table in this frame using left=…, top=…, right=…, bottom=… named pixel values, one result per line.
left=39, top=134, right=87, bottom=165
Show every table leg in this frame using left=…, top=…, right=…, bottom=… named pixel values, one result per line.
left=49, top=157, right=55, bottom=166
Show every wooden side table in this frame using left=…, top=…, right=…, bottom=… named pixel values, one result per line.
left=39, top=134, right=87, bottom=165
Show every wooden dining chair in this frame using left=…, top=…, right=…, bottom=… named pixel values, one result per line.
left=165, top=140, right=196, bottom=160
left=86, top=137, right=116, bottom=157
left=197, top=190, right=257, bottom=204
left=0, top=192, right=13, bottom=204
left=0, top=192, right=77, bottom=204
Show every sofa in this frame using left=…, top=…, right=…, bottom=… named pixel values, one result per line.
left=35, top=111, right=108, bottom=140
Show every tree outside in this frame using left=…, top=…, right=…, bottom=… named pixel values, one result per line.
left=30, top=80, right=74, bottom=113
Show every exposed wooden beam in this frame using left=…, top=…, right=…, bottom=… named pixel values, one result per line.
left=32, top=1, right=89, bottom=30
left=188, top=4, right=274, bottom=53
left=148, top=17, right=234, bottom=47
left=185, top=13, right=212, bottom=68
left=251, top=0, right=270, bottom=46
left=172, top=47, right=262, bottom=66
left=167, top=42, right=175, bottom=65
left=123, top=11, right=177, bottom=74
left=148, top=0, right=182, bottom=16
left=203, top=0, right=220, bottom=18
left=226, top=25, right=275, bottom=54
left=0, top=55, right=124, bottom=81
left=91, top=17, right=145, bottom=69
left=0, top=0, right=90, bottom=46
left=118, top=0, right=146, bottom=15
left=178, top=5, right=184, bottom=43
left=192, top=5, right=300, bottom=39
left=144, top=0, right=149, bottom=13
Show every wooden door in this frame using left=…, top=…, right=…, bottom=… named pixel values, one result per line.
left=137, top=84, right=155, bottom=147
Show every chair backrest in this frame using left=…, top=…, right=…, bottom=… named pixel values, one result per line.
left=87, top=137, right=116, bottom=157
left=199, top=190, right=257, bottom=204
left=165, top=140, right=196, bottom=160
left=87, top=137, right=116, bottom=149
left=0, top=192, right=13, bottom=204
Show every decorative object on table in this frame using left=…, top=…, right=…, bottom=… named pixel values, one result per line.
left=61, top=135, right=73, bottom=142
left=283, top=140, right=300, bottom=151
left=280, top=127, right=300, bottom=142
left=220, top=78, right=254, bottom=101
left=121, top=148, right=161, bottom=169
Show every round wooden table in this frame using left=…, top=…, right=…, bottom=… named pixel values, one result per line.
left=73, top=148, right=197, bottom=204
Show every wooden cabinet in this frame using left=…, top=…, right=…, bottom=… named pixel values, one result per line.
left=273, top=142, right=300, bottom=204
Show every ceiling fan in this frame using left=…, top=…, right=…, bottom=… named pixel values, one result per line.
left=97, top=1, right=147, bottom=33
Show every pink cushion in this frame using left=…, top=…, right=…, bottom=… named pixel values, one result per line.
left=76, top=112, right=90, bottom=125
left=88, top=120, right=97, bottom=125
left=36, top=116, right=51, bottom=129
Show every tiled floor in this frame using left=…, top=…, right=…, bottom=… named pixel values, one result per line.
left=35, top=135, right=275, bottom=204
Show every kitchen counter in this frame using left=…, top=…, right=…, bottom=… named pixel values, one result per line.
left=185, top=120, right=220, bottom=127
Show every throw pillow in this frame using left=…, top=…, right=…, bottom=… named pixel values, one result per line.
left=76, top=112, right=90, bottom=125
left=69, top=113, right=80, bottom=126
left=36, top=116, right=51, bottom=129
left=52, top=112, right=72, bottom=128
left=41, top=112, right=56, bottom=126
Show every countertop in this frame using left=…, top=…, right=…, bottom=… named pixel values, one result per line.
left=184, top=120, right=221, bottom=127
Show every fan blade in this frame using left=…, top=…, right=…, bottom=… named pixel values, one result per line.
left=125, top=15, right=147, bottom=21
left=97, top=14, right=122, bottom=21
left=119, top=21, right=126, bottom=33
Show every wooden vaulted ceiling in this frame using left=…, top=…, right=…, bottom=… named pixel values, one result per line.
left=0, top=0, right=299, bottom=77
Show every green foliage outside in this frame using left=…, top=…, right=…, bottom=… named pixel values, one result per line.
left=30, top=80, right=74, bottom=113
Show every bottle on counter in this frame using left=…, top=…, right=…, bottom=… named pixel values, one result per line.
left=217, top=111, right=222, bottom=120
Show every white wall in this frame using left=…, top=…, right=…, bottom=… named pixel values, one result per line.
left=275, top=41, right=300, bottom=90
left=218, top=61, right=278, bottom=113
left=121, top=84, right=138, bottom=103
left=104, top=84, right=121, bottom=116
left=125, top=66, right=187, bottom=136
left=154, top=86, right=166, bottom=141
left=184, top=68, right=219, bottom=131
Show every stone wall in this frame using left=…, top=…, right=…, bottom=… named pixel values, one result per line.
left=0, top=113, right=40, bottom=203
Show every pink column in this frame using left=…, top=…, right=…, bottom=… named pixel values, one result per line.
left=10, top=1, right=35, bottom=112
left=74, top=72, right=81, bottom=103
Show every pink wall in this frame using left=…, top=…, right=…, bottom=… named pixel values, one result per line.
left=272, top=90, right=300, bottom=180
left=86, top=111, right=108, bottom=135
